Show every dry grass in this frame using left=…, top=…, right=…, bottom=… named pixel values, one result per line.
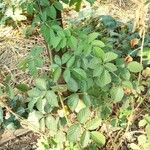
left=0, top=26, right=46, bottom=85
left=63, top=0, right=137, bottom=25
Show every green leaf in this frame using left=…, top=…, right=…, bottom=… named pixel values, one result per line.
left=97, top=70, right=111, bottom=87
left=36, top=98, right=47, bottom=114
left=31, top=46, right=43, bottom=57
left=28, top=60, right=37, bottom=76
left=101, top=106, right=112, bottom=119
left=77, top=107, right=90, bottom=123
left=88, top=57, right=100, bottom=69
left=49, top=29, right=61, bottom=48
left=28, top=110, right=43, bottom=129
left=41, top=24, right=50, bottom=43
left=105, top=63, right=117, bottom=72
left=49, top=28, right=57, bottom=43
left=127, top=61, right=143, bottom=73
left=54, top=1, right=63, bottom=10
left=62, top=52, right=72, bottom=64
left=92, top=40, right=105, bottom=47
left=91, top=131, right=106, bottom=147
left=93, top=47, right=105, bottom=59
left=46, top=91, right=58, bottom=107
left=34, top=58, right=44, bottom=67
left=53, top=67, right=62, bottom=82
left=67, top=77, right=78, bottom=92
left=86, top=118, right=102, bottom=130
left=63, top=68, right=71, bottom=82
left=75, top=100, right=86, bottom=113
left=40, top=118, right=45, bottom=132
left=110, top=87, right=124, bottom=102
left=104, top=52, right=118, bottom=62
left=27, top=88, right=42, bottom=97
left=6, top=85, right=14, bottom=99
left=46, top=5, right=56, bottom=19
left=27, top=3, right=34, bottom=14
left=5, top=122, right=15, bottom=130
left=89, top=144, right=97, bottom=150
left=45, top=114, right=57, bottom=132
left=86, top=0, right=96, bottom=5
left=40, top=11, right=47, bottom=22
left=33, top=15, right=41, bottom=24
left=69, top=0, right=77, bottom=6
left=100, top=15, right=117, bottom=29
left=52, top=24, right=63, bottom=31
left=83, top=45, right=92, bottom=57
left=28, top=98, right=38, bottom=111
left=52, top=37, right=62, bottom=48
left=72, top=68, right=87, bottom=80
left=88, top=32, right=99, bottom=43
left=61, top=0, right=69, bottom=4
left=66, top=55, right=75, bottom=67
left=35, top=78, right=47, bottom=90
left=54, top=55, right=61, bottom=65
left=121, top=69, right=131, bottom=80
left=57, top=30, right=65, bottom=38
left=59, top=38, right=67, bottom=48
left=68, top=36, right=78, bottom=50
left=138, top=119, right=147, bottom=127
left=81, top=130, right=90, bottom=148
left=51, top=84, right=68, bottom=93
left=93, top=66, right=104, bottom=77
left=74, top=42, right=83, bottom=55
left=145, top=115, right=150, bottom=124
left=17, top=107, right=25, bottom=115
left=39, top=0, right=49, bottom=6
left=146, top=124, right=150, bottom=141
left=83, top=94, right=91, bottom=106
left=64, top=29, right=71, bottom=37
left=75, top=0, right=82, bottom=11
left=55, top=130, right=66, bottom=144
left=67, top=124, right=81, bottom=142
left=116, top=58, right=125, bottom=67
left=140, top=47, right=150, bottom=64
left=16, top=84, right=30, bottom=92
left=122, top=81, right=133, bottom=89
left=67, top=94, right=79, bottom=111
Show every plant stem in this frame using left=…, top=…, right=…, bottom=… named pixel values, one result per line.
left=138, top=28, right=145, bottom=83
left=116, top=96, right=145, bottom=150
left=45, top=41, right=53, bottom=64
left=58, top=92, right=70, bottom=126
left=0, top=96, right=44, bottom=136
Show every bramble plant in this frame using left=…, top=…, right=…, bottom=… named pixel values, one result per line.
left=0, top=0, right=150, bottom=149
